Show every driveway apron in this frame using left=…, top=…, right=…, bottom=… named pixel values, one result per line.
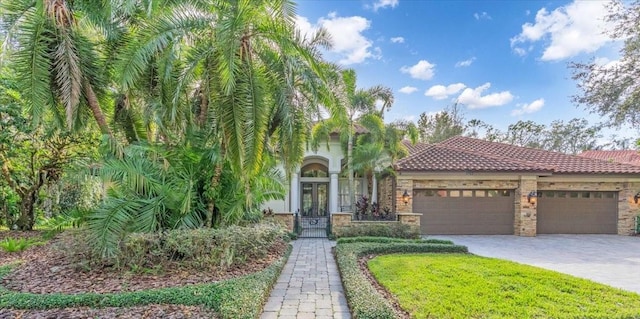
left=260, top=239, right=351, bottom=319
left=433, top=234, right=640, bottom=294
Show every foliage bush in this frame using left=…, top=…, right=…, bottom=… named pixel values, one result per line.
left=0, top=246, right=291, bottom=319
left=336, top=236, right=453, bottom=245
left=61, top=223, right=287, bottom=272
left=335, top=241, right=468, bottom=319
left=0, top=237, right=44, bottom=253
left=333, top=222, right=420, bottom=239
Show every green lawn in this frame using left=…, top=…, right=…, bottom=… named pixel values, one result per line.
left=368, top=253, right=640, bottom=319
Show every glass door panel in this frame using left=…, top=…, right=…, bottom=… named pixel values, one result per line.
left=301, top=183, right=313, bottom=216
left=317, top=184, right=328, bottom=216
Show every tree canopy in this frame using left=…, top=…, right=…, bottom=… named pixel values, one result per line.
left=571, top=1, right=640, bottom=128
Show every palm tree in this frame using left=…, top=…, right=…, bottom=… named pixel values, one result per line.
left=118, top=0, right=342, bottom=213
left=1, top=0, right=114, bottom=136
left=311, top=69, right=393, bottom=212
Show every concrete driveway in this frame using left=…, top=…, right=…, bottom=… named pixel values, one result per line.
left=431, top=235, right=640, bottom=294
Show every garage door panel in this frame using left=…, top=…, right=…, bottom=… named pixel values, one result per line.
left=537, top=191, right=617, bottom=234
left=414, top=189, right=514, bottom=235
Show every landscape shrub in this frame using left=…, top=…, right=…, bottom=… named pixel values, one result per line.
left=336, top=236, right=454, bottom=245
left=333, top=222, right=420, bottom=239
left=0, top=237, right=44, bottom=253
left=0, top=246, right=291, bottom=319
left=59, top=222, right=287, bottom=272
left=335, top=241, right=467, bottom=319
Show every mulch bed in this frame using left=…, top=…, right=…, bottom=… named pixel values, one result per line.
left=0, top=304, right=219, bottom=319
left=358, top=254, right=410, bottom=319
left=0, top=230, right=288, bottom=317
left=0, top=231, right=48, bottom=267
left=1, top=232, right=287, bottom=294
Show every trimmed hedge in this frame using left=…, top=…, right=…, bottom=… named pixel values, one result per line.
left=333, top=222, right=420, bottom=239
left=337, top=236, right=454, bottom=245
left=0, top=245, right=291, bottom=319
left=335, top=241, right=467, bottom=319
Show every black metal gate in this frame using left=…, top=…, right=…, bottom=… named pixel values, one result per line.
left=295, top=213, right=329, bottom=238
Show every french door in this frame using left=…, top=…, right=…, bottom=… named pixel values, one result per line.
left=300, top=182, right=328, bottom=217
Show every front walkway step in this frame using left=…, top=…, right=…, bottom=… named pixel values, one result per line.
left=260, top=239, right=351, bottom=319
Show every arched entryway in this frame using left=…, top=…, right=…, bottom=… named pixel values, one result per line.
left=300, top=159, right=330, bottom=217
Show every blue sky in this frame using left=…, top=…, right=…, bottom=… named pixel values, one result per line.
left=295, top=0, right=625, bottom=134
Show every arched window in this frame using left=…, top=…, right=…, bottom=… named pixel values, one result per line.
left=301, top=163, right=328, bottom=178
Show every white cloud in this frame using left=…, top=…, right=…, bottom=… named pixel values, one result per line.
left=510, top=1, right=614, bottom=61
left=424, top=83, right=466, bottom=100
left=511, top=98, right=545, bottom=116
left=372, top=0, right=399, bottom=11
left=474, top=12, right=492, bottom=20
left=400, top=60, right=436, bottom=80
left=390, top=36, right=405, bottom=43
left=457, top=83, right=514, bottom=109
left=399, top=86, right=418, bottom=94
left=295, top=14, right=376, bottom=65
left=513, top=47, right=527, bottom=56
left=455, top=57, right=476, bottom=67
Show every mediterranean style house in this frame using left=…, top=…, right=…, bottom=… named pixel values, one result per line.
left=264, top=135, right=640, bottom=236
left=262, top=129, right=370, bottom=218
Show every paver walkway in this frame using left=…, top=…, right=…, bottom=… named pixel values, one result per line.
left=261, top=239, right=351, bottom=319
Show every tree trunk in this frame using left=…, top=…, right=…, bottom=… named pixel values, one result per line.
left=348, top=123, right=355, bottom=213
left=84, top=82, right=113, bottom=137
left=206, top=161, right=223, bottom=228
left=16, top=189, right=37, bottom=231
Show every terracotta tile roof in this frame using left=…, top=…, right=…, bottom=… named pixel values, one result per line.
left=396, top=136, right=640, bottom=174
left=579, top=150, right=640, bottom=166
left=402, top=140, right=429, bottom=154
left=396, top=144, right=551, bottom=173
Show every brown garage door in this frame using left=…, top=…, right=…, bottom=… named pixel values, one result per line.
left=413, top=189, right=515, bottom=235
left=537, top=191, right=618, bottom=234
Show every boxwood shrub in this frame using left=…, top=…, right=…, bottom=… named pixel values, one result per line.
left=336, top=241, right=467, bottom=319
left=333, top=222, right=420, bottom=239
left=336, top=236, right=454, bottom=245
left=0, top=246, right=291, bottom=319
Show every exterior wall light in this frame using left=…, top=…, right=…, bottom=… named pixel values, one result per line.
left=634, top=192, right=640, bottom=204
left=402, top=190, right=411, bottom=205
left=527, top=191, right=537, bottom=204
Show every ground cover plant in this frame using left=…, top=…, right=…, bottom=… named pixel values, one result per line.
left=335, top=238, right=467, bottom=319
left=368, top=254, right=640, bottom=319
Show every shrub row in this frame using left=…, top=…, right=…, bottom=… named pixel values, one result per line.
left=333, top=223, right=420, bottom=239
left=335, top=239, right=467, bottom=319
left=336, top=236, right=453, bottom=245
left=63, top=222, right=287, bottom=271
left=0, top=245, right=291, bottom=319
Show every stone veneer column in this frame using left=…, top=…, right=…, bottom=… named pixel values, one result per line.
left=618, top=182, right=640, bottom=235
left=331, top=212, right=353, bottom=237
left=290, top=173, right=300, bottom=214
left=397, top=213, right=422, bottom=226
left=395, top=178, right=413, bottom=214
left=516, top=176, right=537, bottom=236
left=272, top=212, right=295, bottom=232
left=330, top=173, right=339, bottom=213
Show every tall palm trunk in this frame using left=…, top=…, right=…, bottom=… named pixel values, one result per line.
left=84, top=81, right=113, bottom=137
left=348, top=121, right=355, bottom=213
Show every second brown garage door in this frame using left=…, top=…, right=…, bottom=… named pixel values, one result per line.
left=413, top=189, right=515, bottom=235
left=537, top=191, right=618, bottom=234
